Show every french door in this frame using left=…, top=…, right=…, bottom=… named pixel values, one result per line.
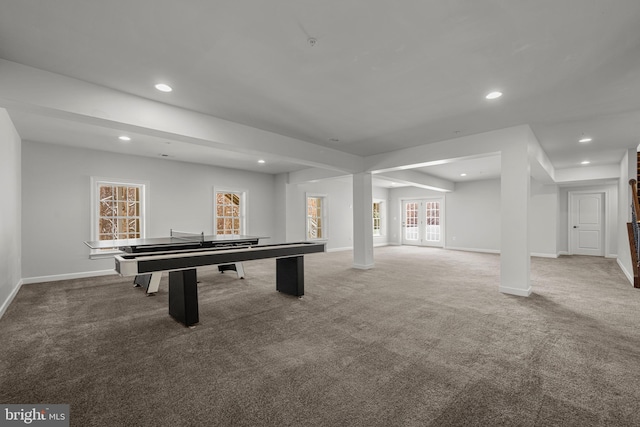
left=402, top=199, right=443, bottom=247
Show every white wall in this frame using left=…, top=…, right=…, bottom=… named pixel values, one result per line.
left=530, top=179, right=559, bottom=257
left=446, top=180, right=501, bottom=252
left=389, top=178, right=559, bottom=256
left=15, top=138, right=634, bottom=286
left=0, top=109, right=22, bottom=317
left=21, top=141, right=277, bottom=281
left=286, top=177, right=354, bottom=251
left=387, top=186, right=446, bottom=246
left=283, top=176, right=389, bottom=251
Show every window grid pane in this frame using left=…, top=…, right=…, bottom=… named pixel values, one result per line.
left=373, top=202, right=381, bottom=236
left=98, top=183, right=142, bottom=241
left=216, top=192, right=242, bottom=235
left=426, top=201, right=441, bottom=241
left=307, top=197, right=324, bottom=240
left=405, top=202, right=419, bottom=240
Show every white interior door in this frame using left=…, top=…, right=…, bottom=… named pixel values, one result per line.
left=570, top=192, right=604, bottom=256
left=402, top=199, right=443, bottom=247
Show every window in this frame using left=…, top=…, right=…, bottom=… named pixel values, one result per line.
left=306, top=195, right=326, bottom=240
left=425, top=201, right=441, bottom=242
left=373, top=202, right=381, bottom=236
left=92, top=178, right=145, bottom=242
left=215, top=191, right=245, bottom=235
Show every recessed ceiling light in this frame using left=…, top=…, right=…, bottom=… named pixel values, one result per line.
left=581, top=160, right=590, bottom=165
left=155, top=83, right=172, bottom=92
left=579, top=137, right=592, bottom=143
left=485, top=91, right=502, bottom=100
left=118, top=135, right=131, bottom=141
left=258, top=159, right=265, bottom=164
left=460, top=173, right=467, bottom=177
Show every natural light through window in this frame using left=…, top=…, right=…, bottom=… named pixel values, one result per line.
left=426, top=201, right=440, bottom=241
left=215, top=192, right=244, bottom=235
left=373, top=202, right=381, bottom=236
left=307, top=196, right=325, bottom=240
left=96, top=182, right=143, bottom=241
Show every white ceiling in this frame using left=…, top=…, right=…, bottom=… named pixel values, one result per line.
left=7, top=111, right=307, bottom=174
left=1, top=0, right=639, bottom=182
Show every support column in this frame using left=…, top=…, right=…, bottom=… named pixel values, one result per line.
left=274, top=173, right=289, bottom=244
left=353, top=172, right=374, bottom=269
left=500, top=142, right=532, bottom=296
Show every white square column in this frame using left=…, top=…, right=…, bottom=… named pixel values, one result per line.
left=353, top=172, right=375, bottom=269
left=500, top=142, right=532, bottom=296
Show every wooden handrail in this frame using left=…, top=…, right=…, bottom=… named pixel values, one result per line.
left=630, top=179, right=640, bottom=222
left=628, top=179, right=640, bottom=288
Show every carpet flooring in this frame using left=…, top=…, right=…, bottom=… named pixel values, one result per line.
left=1, top=246, right=640, bottom=426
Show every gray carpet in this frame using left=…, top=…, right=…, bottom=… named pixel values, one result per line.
left=2, top=246, right=640, bottom=426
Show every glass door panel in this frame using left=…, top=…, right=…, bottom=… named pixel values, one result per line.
left=402, top=199, right=443, bottom=247
left=402, top=201, right=420, bottom=245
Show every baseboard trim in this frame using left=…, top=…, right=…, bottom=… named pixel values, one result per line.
left=22, top=269, right=117, bottom=285
left=446, top=246, right=500, bottom=254
left=499, top=285, right=533, bottom=297
left=616, top=258, right=634, bottom=286
left=447, top=247, right=560, bottom=259
left=327, top=246, right=352, bottom=253
left=0, top=279, right=23, bottom=320
left=353, top=263, right=375, bottom=270
left=322, top=245, right=555, bottom=260
left=327, top=243, right=389, bottom=253
left=531, top=252, right=559, bottom=259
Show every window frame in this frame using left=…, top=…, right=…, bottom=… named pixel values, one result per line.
left=213, top=188, right=247, bottom=235
left=90, top=177, right=148, bottom=257
left=373, top=199, right=384, bottom=237
left=305, top=193, right=327, bottom=241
